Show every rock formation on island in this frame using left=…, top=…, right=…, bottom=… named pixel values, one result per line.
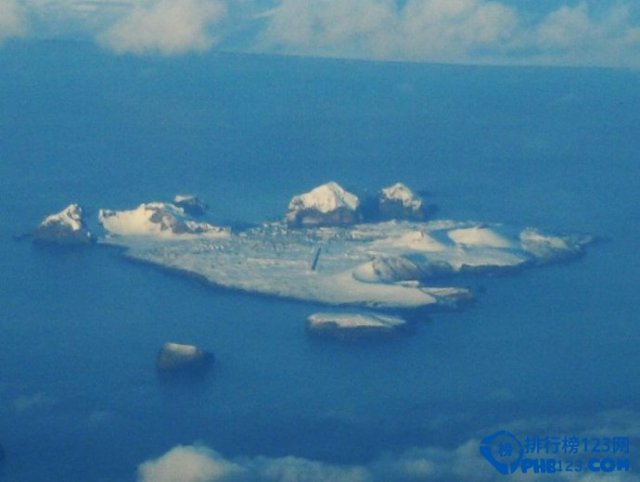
left=307, top=312, right=407, bottom=339
left=285, top=182, right=361, bottom=227
left=172, top=195, right=208, bottom=217
left=375, top=182, right=426, bottom=221
left=98, top=203, right=229, bottom=238
left=34, top=204, right=95, bottom=245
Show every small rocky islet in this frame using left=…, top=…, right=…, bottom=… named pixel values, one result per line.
left=156, top=342, right=214, bottom=377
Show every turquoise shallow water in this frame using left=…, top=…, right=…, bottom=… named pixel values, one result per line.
left=1, top=41, right=639, bottom=481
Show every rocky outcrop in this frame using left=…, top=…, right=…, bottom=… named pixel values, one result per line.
left=156, top=342, right=214, bottom=376
left=352, top=255, right=430, bottom=283
left=519, top=228, right=593, bottom=263
left=172, top=195, right=208, bottom=217
left=99, top=203, right=229, bottom=238
left=307, top=312, right=406, bottom=339
left=375, top=182, right=425, bottom=221
left=285, top=182, right=361, bottom=227
left=34, top=204, right=95, bottom=245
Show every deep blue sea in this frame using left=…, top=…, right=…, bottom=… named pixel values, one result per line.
left=1, top=40, right=639, bottom=481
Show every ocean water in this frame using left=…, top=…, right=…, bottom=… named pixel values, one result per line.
left=1, top=40, right=639, bottom=481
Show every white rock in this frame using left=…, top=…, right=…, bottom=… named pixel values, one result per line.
left=285, top=182, right=360, bottom=227
left=41, top=204, right=84, bottom=231
left=98, top=203, right=229, bottom=239
left=375, top=182, right=425, bottom=221
left=380, top=182, right=422, bottom=210
left=172, top=195, right=208, bottom=216
left=35, top=204, right=94, bottom=245
left=352, top=256, right=425, bottom=283
left=173, top=195, right=195, bottom=204
left=372, top=229, right=447, bottom=252
left=519, top=228, right=591, bottom=261
left=307, top=312, right=406, bottom=338
left=289, top=182, right=359, bottom=213
left=448, top=226, right=514, bottom=248
left=156, top=342, right=214, bottom=373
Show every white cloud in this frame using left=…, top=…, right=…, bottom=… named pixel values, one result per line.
left=259, top=0, right=519, bottom=62
left=260, top=0, right=397, bottom=58
left=4, top=0, right=640, bottom=66
left=258, top=0, right=640, bottom=67
left=137, top=445, right=246, bottom=482
left=0, top=0, right=28, bottom=43
left=138, top=410, right=640, bottom=482
left=140, top=438, right=637, bottom=482
left=98, top=0, right=227, bottom=55
left=528, top=2, right=640, bottom=67
left=536, top=3, right=594, bottom=49
left=248, top=455, right=371, bottom=482
left=397, top=0, right=519, bottom=61
left=137, top=446, right=371, bottom=482
left=23, top=0, right=129, bottom=34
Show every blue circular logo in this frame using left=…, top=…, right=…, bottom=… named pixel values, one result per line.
left=480, top=431, right=523, bottom=475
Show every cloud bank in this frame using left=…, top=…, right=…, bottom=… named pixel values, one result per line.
left=260, top=0, right=520, bottom=63
left=0, top=0, right=28, bottom=43
left=529, top=3, right=640, bottom=67
left=98, top=0, right=226, bottom=55
left=138, top=445, right=246, bottom=482
left=258, top=0, right=640, bottom=67
left=138, top=434, right=639, bottom=482
left=5, top=0, right=640, bottom=67
left=137, top=410, right=640, bottom=482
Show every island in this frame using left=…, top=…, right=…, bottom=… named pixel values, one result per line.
left=156, top=342, right=214, bottom=376
left=307, top=312, right=407, bottom=339
left=34, top=204, right=95, bottom=245
left=33, top=181, right=593, bottom=322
